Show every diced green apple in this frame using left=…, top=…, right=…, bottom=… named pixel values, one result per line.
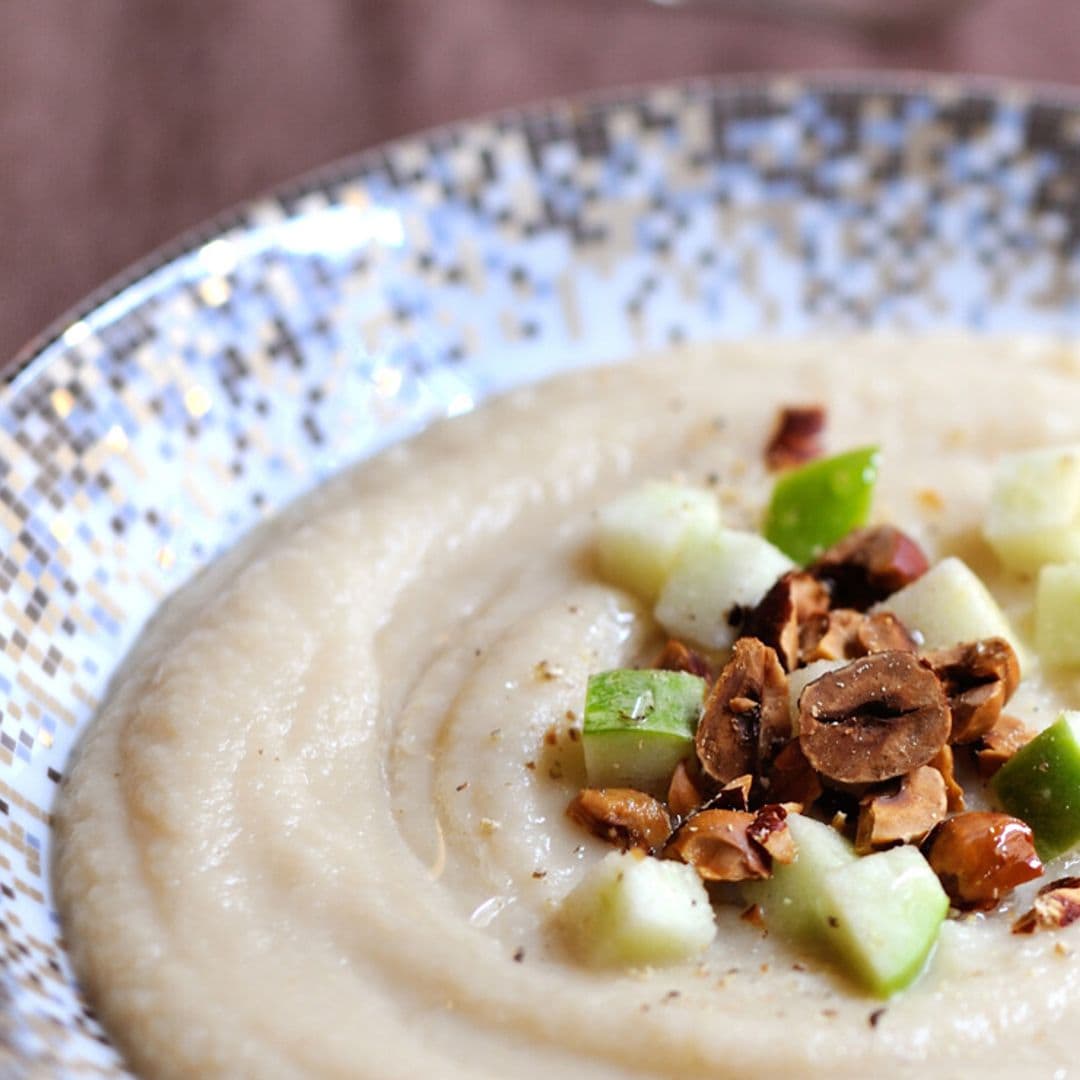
left=583, top=669, right=705, bottom=791
left=654, top=530, right=794, bottom=650
left=817, top=846, right=948, bottom=997
left=745, top=814, right=856, bottom=939
left=558, top=850, right=716, bottom=967
left=763, top=446, right=880, bottom=565
left=1035, top=563, right=1080, bottom=668
left=993, top=711, right=1080, bottom=860
left=748, top=816, right=947, bottom=997
left=595, top=482, right=721, bottom=602
left=874, top=556, right=1028, bottom=671
left=983, top=445, right=1080, bottom=574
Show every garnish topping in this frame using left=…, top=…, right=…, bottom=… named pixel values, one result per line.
left=765, top=404, right=827, bottom=472
left=922, top=812, right=1043, bottom=911
left=809, top=525, right=930, bottom=611
left=796, top=652, right=951, bottom=785
left=855, top=766, right=947, bottom=854
left=695, top=637, right=789, bottom=785
left=1012, top=877, right=1080, bottom=934
left=920, top=637, right=1021, bottom=744
left=763, top=446, right=881, bottom=565
left=566, top=788, right=673, bottom=854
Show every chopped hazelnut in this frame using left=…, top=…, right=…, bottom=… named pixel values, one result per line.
left=923, top=811, right=1043, bottom=911
left=766, top=740, right=823, bottom=808
left=975, top=713, right=1037, bottom=779
left=799, top=609, right=865, bottom=664
left=667, top=759, right=704, bottom=818
left=664, top=809, right=770, bottom=882
left=854, top=766, right=947, bottom=854
left=653, top=639, right=712, bottom=682
left=742, top=571, right=830, bottom=671
left=800, top=609, right=918, bottom=666
left=747, top=803, right=797, bottom=864
left=856, top=611, right=918, bottom=656
left=929, top=744, right=965, bottom=811
left=696, top=638, right=790, bottom=785
left=765, top=404, right=827, bottom=471
left=920, top=637, right=1021, bottom=744
left=741, top=903, right=766, bottom=929
left=709, top=773, right=754, bottom=812
left=566, top=788, right=673, bottom=853
left=1012, top=877, right=1080, bottom=934
left=809, top=525, right=930, bottom=611
left=798, top=652, right=951, bottom=784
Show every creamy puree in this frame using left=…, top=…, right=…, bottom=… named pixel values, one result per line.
left=55, top=339, right=1080, bottom=1079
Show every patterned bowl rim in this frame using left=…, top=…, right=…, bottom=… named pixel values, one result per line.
left=12, top=68, right=1080, bottom=383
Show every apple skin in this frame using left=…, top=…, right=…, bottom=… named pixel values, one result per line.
left=993, top=711, right=1080, bottom=860
left=583, top=669, right=705, bottom=793
left=748, top=815, right=947, bottom=997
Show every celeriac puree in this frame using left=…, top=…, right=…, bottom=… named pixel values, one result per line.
left=55, top=339, right=1080, bottom=1078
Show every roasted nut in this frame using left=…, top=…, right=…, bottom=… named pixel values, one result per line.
left=854, top=766, right=947, bottom=854
left=567, top=788, right=673, bottom=853
left=664, top=809, right=770, bottom=881
left=653, top=639, right=712, bottom=682
left=707, top=773, right=754, bottom=812
left=809, top=525, right=930, bottom=610
left=742, top=571, right=831, bottom=672
left=766, top=740, right=823, bottom=808
left=975, top=714, right=1037, bottom=779
left=856, top=611, right=918, bottom=656
left=800, top=609, right=918, bottom=665
left=798, top=652, right=951, bottom=784
left=799, top=609, right=865, bottom=664
left=929, top=744, right=965, bottom=812
left=923, top=811, right=1043, bottom=911
left=765, top=404, right=827, bottom=471
left=667, top=759, right=704, bottom=818
left=920, top=638, right=1021, bottom=744
left=1012, top=877, right=1080, bottom=934
left=696, top=638, right=790, bottom=785
left=747, top=803, right=797, bottom=864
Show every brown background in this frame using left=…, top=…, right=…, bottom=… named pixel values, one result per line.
left=4, top=0, right=1080, bottom=365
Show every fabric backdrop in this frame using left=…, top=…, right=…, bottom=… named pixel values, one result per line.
left=4, top=0, right=1080, bottom=363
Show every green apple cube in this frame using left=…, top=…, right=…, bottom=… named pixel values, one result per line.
left=993, top=711, right=1080, bottom=860
left=558, top=850, right=716, bottom=967
left=746, top=814, right=856, bottom=939
left=654, top=530, right=794, bottom=650
left=749, top=816, right=947, bottom=996
left=984, top=445, right=1080, bottom=574
left=763, top=446, right=880, bottom=565
left=595, top=482, right=721, bottom=602
left=875, top=557, right=1028, bottom=671
left=583, top=669, right=705, bottom=791
left=1035, top=563, right=1080, bottom=668
left=817, top=846, right=948, bottom=997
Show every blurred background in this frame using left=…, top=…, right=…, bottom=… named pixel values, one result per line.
left=4, top=0, right=1080, bottom=364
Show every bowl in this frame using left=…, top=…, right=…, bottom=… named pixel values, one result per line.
left=7, top=73, right=1080, bottom=1076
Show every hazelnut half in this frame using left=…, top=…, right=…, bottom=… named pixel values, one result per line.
left=923, top=811, right=1043, bottom=911
left=797, top=651, right=951, bottom=784
left=696, top=638, right=790, bottom=785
